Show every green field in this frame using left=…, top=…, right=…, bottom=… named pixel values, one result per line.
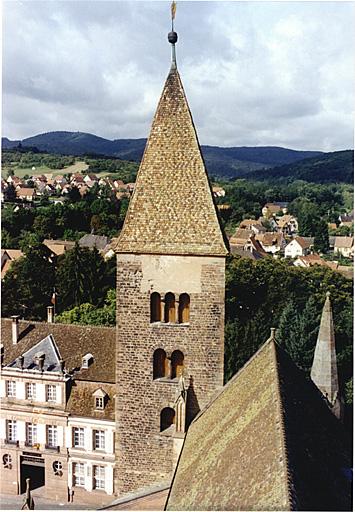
left=2, top=161, right=89, bottom=179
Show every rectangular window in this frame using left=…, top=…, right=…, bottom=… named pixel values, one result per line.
left=26, top=383, right=36, bottom=400
left=46, top=425, right=58, bottom=447
left=93, top=430, right=105, bottom=451
left=26, top=423, right=37, bottom=446
left=73, top=427, right=85, bottom=448
left=95, top=397, right=104, bottom=410
left=73, top=462, right=85, bottom=487
left=6, top=381, right=16, bottom=398
left=6, top=420, right=17, bottom=442
left=46, top=385, right=57, bottom=402
left=93, top=465, right=105, bottom=490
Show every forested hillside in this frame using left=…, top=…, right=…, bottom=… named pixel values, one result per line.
left=2, top=131, right=323, bottom=178
left=250, top=150, right=353, bottom=184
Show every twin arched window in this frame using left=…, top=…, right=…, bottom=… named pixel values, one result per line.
left=150, top=293, right=190, bottom=324
left=153, top=349, right=184, bottom=380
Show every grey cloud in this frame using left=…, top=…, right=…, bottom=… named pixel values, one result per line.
left=3, top=1, right=354, bottom=151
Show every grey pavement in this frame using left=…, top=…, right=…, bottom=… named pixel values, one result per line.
left=0, top=493, right=93, bottom=511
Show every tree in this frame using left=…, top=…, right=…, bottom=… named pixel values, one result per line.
left=67, top=186, right=81, bottom=203
left=314, top=218, right=330, bottom=254
left=1, top=243, right=55, bottom=320
left=56, top=289, right=116, bottom=326
left=4, top=183, right=17, bottom=202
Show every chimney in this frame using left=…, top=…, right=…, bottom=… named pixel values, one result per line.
left=47, top=306, right=54, bottom=323
left=18, top=355, right=24, bottom=370
left=59, top=359, right=65, bottom=374
left=35, top=353, right=45, bottom=372
left=11, top=315, right=20, bottom=345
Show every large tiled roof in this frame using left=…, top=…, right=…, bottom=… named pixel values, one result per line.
left=66, top=381, right=116, bottom=421
left=166, top=339, right=352, bottom=511
left=1, top=318, right=116, bottom=383
left=113, top=66, right=227, bottom=257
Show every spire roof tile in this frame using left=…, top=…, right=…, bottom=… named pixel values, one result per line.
left=114, top=67, right=227, bottom=256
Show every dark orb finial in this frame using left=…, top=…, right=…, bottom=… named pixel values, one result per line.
left=168, top=31, right=178, bottom=45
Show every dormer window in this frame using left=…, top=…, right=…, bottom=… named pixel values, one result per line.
left=93, top=388, right=107, bottom=410
left=82, top=353, right=94, bottom=369
left=96, top=397, right=104, bottom=410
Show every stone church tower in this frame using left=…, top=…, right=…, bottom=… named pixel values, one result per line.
left=113, top=22, right=228, bottom=496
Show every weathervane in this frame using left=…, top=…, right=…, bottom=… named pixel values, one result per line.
left=168, top=1, right=178, bottom=68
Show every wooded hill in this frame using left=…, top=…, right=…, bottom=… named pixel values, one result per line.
left=249, top=150, right=353, bottom=184
left=2, top=131, right=322, bottom=179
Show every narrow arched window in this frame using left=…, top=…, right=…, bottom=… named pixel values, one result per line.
left=150, top=293, right=161, bottom=323
left=160, top=407, right=175, bottom=432
left=171, top=350, right=184, bottom=379
left=178, top=293, right=190, bottom=323
left=164, top=293, right=175, bottom=323
left=153, top=349, right=167, bottom=379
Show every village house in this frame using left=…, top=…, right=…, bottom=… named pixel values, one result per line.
left=229, top=228, right=254, bottom=247
left=83, top=174, right=98, bottom=187
left=339, top=212, right=353, bottom=228
left=293, top=254, right=329, bottom=268
left=276, top=214, right=298, bottom=235
left=239, top=219, right=266, bottom=234
left=212, top=186, right=225, bottom=198
left=78, top=234, right=111, bottom=252
left=1, top=249, right=24, bottom=279
left=16, top=188, right=36, bottom=202
left=334, top=236, right=354, bottom=258
left=284, top=236, right=311, bottom=258
left=261, top=201, right=288, bottom=218
left=256, top=232, right=286, bottom=255
left=42, top=240, right=76, bottom=257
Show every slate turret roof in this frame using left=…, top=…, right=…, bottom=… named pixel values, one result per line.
left=114, top=65, right=227, bottom=257
left=166, top=335, right=352, bottom=511
left=311, top=293, right=341, bottom=416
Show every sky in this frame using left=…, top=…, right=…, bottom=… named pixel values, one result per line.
left=2, top=1, right=355, bottom=151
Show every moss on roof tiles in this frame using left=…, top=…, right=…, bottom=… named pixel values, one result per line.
left=166, top=341, right=291, bottom=511
left=66, top=381, right=115, bottom=421
left=114, top=67, right=227, bottom=257
left=166, top=340, right=352, bottom=511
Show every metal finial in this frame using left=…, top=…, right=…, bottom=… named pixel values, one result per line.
left=168, top=1, right=178, bottom=68
left=270, top=327, right=276, bottom=340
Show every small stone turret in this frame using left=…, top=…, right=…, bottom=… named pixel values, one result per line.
left=310, top=292, right=342, bottom=419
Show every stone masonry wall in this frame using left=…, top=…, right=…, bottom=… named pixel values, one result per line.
left=114, top=253, right=225, bottom=496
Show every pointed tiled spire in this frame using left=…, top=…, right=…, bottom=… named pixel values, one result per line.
left=311, top=292, right=342, bottom=418
left=114, top=59, right=227, bottom=256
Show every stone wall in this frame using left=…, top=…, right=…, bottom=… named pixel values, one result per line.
left=115, top=253, right=225, bottom=495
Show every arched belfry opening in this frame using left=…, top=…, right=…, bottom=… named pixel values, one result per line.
left=153, top=349, right=168, bottom=379
left=160, top=407, right=175, bottom=432
left=164, top=293, right=176, bottom=323
left=178, top=293, right=190, bottom=323
left=150, top=292, right=161, bottom=323
left=171, top=350, right=184, bottom=379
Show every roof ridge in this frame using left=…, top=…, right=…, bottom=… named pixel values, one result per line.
left=1, top=317, right=116, bottom=331
left=271, top=341, right=297, bottom=511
